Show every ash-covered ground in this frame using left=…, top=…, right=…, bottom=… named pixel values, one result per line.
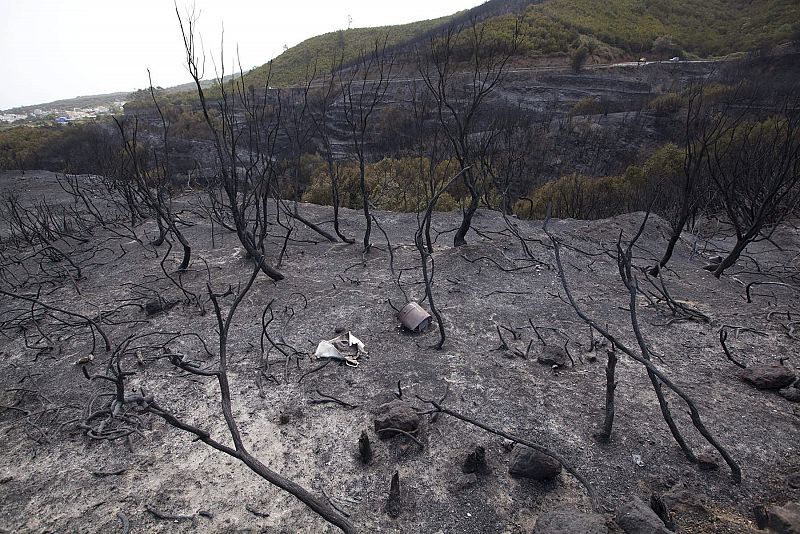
left=0, top=171, right=798, bottom=533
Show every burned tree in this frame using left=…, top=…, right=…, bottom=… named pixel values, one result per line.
left=705, top=100, right=800, bottom=277
left=418, top=18, right=519, bottom=247
left=339, top=39, right=394, bottom=253
left=279, top=70, right=338, bottom=243
left=135, top=266, right=355, bottom=533
left=309, top=54, right=355, bottom=243
left=113, top=73, right=192, bottom=270
left=543, top=214, right=741, bottom=482
left=650, top=84, right=714, bottom=276
left=177, top=8, right=284, bottom=281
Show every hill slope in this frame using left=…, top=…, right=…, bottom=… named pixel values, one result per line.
left=240, top=0, right=799, bottom=89
left=1, top=170, right=798, bottom=532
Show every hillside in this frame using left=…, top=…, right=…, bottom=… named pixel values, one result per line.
left=237, top=0, right=799, bottom=89
left=242, top=14, right=459, bottom=89
left=1, top=170, right=798, bottom=532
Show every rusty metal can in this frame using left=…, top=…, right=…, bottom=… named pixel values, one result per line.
left=398, top=302, right=432, bottom=333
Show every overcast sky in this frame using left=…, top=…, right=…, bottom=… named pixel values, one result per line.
left=0, top=0, right=485, bottom=110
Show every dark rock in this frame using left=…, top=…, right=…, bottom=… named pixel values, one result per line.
left=754, top=505, right=769, bottom=529
left=787, top=472, right=800, bottom=489
left=696, top=453, right=719, bottom=471
left=702, top=263, right=719, bottom=272
left=462, top=446, right=489, bottom=475
left=780, top=387, right=800, bottom=403
left=533, top=507, right=609, bottom=534
left=537, top=346, right=569, bottom=367
left=508, top=445, right=562, bottom=480
left=615, top=497, right=671, bottom=534
left=663, top=483, right=709, bottom=515
left=374, top=400, right=420, bottom=438
left=708, top=255, right=723, bottom=264
left=144, top=298, right=177, bottom=316
left=740, top=365, right=796, bottom=390
left=145, top=299, right=164, bottom=316
left=767, top=502, right=800, bottom=534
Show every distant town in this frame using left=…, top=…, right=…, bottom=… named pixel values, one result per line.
left=0, top=95, right=127, bottom=126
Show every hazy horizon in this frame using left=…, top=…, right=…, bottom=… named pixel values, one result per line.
left=0, top=0, right=485, bottom=110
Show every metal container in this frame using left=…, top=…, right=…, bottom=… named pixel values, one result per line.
left=398, top=302, right=432, bottom=333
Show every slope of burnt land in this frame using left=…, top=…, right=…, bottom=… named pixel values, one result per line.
left=0, top=170, right=797, bottom=533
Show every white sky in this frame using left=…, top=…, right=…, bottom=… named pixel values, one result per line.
left=0, top=0, right=485, bottom=110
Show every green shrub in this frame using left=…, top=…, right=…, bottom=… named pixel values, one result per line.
left=570, top=97, right=604, bottom=116
left=647, top=92, right=683, bottom=116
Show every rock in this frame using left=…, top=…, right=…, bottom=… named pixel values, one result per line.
left=754, top=505, right=770, bottom=529
left=615, top=497, right=671, bottom=534
left=780, top=387, right=800, bottom=403
left=462, top=446, right=489, bottom=475
left=787, top=472, right=800, bottom=489
left=533, top=507, right=609, bottom=533
left=145, top=299, right=164, bottom=316
left=374, top=400, right=420, bottom=438
left=696, top=453, right=719, bottom=471
left=740, top=364, right=796, bottom=390
left=663, top=483, right=709, bottom=515
left=708, top=255, right=723, bottom=264
left=537, top=346, right=569, bottom=367
left=508, top=445, right=562, bottom=480
left=144, top=298, right=177, bottom=316
left=767, top=502, right=800, bottom=534
left=702, top=263, right=719, bottom=272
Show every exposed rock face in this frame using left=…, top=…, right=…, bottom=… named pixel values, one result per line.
left=767, top=502, right=800, bottom=534
left=374, top=400, right=420, bottom=437
left=615, top=497, right=671, bottom=534
left=740, top=365, right=796, bottom=389
left=533, top=507, right=609, bottom=534
left=508, top=445, right=562, bottom=480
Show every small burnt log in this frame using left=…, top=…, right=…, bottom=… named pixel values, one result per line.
left=359, top=430, right=373, bottom=465
left=385, top=471, right=402, bottom=518
left=650, top=493, right=676, bottom=531
left=462, top=445, right=489, bottom=475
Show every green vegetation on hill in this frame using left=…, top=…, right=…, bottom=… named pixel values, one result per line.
left=120, top=0, right=799, bottom=107
left=238, top=0, right=799, bottom=89
left=537, top=0, right=800, bottom=57
left=243, top=14, right=457, bottom=89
